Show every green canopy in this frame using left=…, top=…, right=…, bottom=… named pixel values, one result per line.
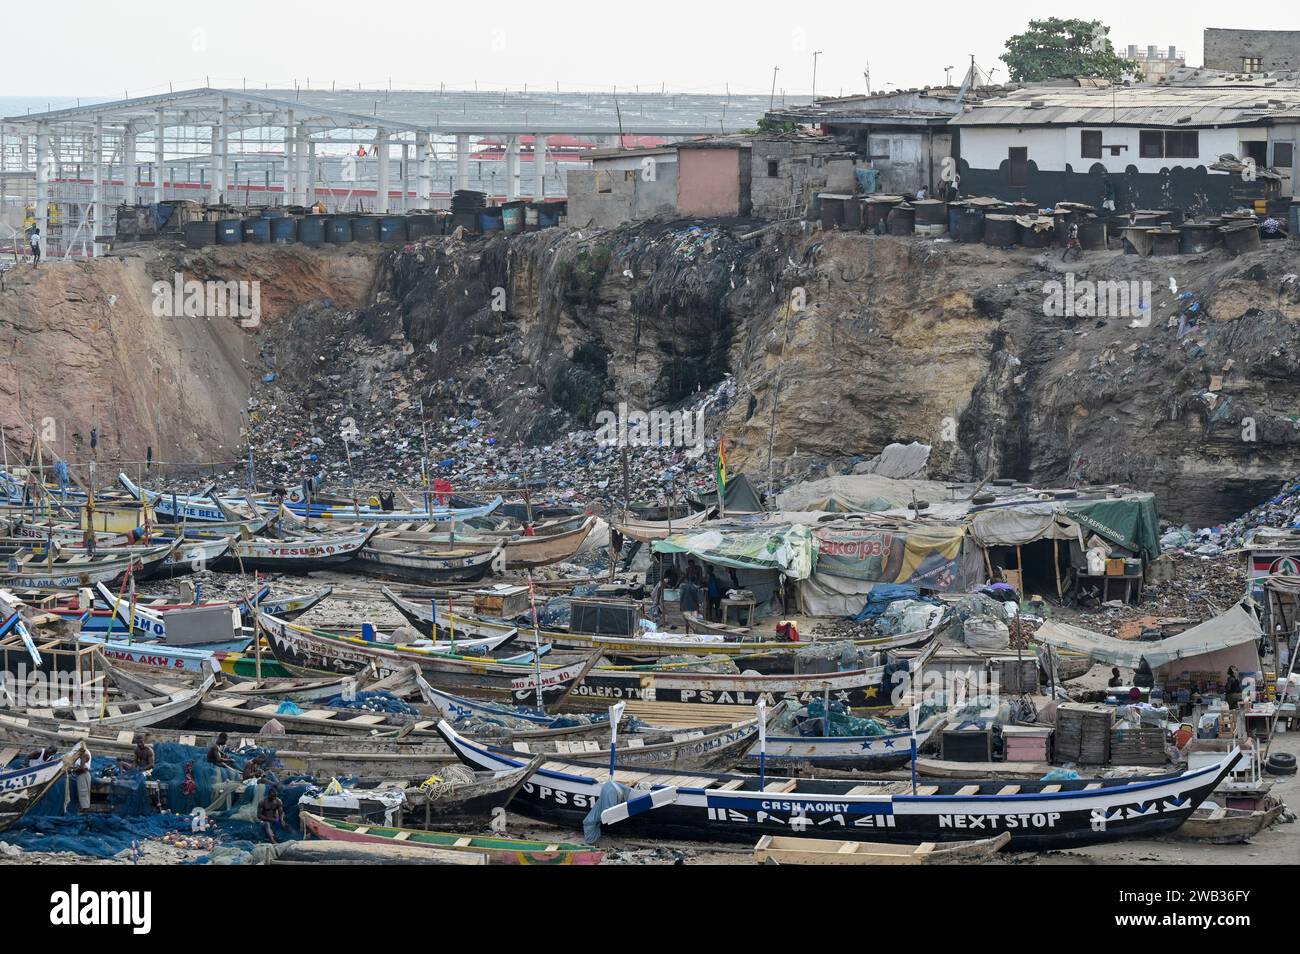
left=1060, top=494, right=1161, bottom=561
left=652, top=522, right=815, bottom=579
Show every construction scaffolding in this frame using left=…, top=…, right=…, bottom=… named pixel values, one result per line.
left=1, top=86, right=772, bottom=258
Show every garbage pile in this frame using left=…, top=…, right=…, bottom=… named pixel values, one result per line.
left=1162, top=478, right=1300, bottom=554
left=239, top=344, right=734, bottom=513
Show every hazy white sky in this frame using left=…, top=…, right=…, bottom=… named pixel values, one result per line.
left=1, top=1, right=1296, bottom=101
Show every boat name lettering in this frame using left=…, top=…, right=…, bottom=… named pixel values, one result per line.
left=939, top=812, right=1061, bottom=829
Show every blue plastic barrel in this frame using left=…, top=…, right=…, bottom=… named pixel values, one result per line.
left=480, top=208, right=503, bottom=232
left=327, top=216, right=353, bottom=243
left=270, top=216, right=298, bottom=244
left=501, top=203, right=524, bottom=233
left=298, top=215, right=327, bottom=245
left=216, top=219, right=243, bottom=244
left=350, top=215, right=379, bottom=243
left=537, top=204, right=560, bottom=228
left=241, top=217, right=270, bottom=243
left=379, top=215, right=408, bottom=242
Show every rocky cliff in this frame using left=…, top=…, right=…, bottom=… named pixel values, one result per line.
left=10, top=224, right=1300, bottom=525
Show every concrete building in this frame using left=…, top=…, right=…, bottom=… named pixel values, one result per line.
left=565, top=146, right=677, bottom=229
left=676, top=140, right=752, bottom=218
left=1204, top=28, right=1300, bottom=73
left=1, top=86, right=773, bottom=258
left=768, top=87, right=982, bottom=196
left=1123, top=45, right=1186, bottom=82
left=950, top=74, right=1299, bottom=214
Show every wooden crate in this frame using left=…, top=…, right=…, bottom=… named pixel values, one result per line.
left=992, top=657, right=1039, bottom=695
left=470, top=585, right=530, bottom=619
left=1110, top=726, right=1166, bottom=766
left=941, top=724, right=993, bottom=762
left=1002, top=726, right=1052, bottom=762
left=1055, top=703, right=1113, bottom=764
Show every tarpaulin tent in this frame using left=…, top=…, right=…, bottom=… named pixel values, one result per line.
left=775, top=474, right=953, bottom=514
left=968, top=494, right=1159, bottom=558
left=652, top=521, right=815, bottom=579
left=1034, top=604, right=1263, bottom=674
left=689, top=472, right=765, bottom=515
left=803, top=521, right=983, bottom=616
left=1060, top=494, right=1161, bottom=561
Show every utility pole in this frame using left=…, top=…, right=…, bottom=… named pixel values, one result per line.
left=770, top=66, right=780, bottom=110
left=812, top=51, right=823, bottom=101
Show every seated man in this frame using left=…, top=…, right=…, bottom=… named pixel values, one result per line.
left=207, top=733, right=237, bottom=771
left=257, top=787, right=286, bottom=843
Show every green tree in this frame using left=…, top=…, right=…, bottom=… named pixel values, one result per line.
left=1002, top=18, right=1140, bottom=83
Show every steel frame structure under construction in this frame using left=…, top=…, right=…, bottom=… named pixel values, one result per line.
left=1, top=86, right=773, bottom=258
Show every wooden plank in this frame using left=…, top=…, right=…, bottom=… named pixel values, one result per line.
left=954, top=785, right=980, bottom=796
left=763, top=779, right=797, bottom=793
left=995, top=784, right=1021, bottom=795
left=916, top=785, right=939, bottom=796
left=717, top=779, right=746, bottom=791
left=1041, top=784, right=1062, bottom=793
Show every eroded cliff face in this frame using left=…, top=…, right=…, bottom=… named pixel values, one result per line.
left=11, top=224, right=1300, bottom=524
left=0, top=243, right=379, bottom=475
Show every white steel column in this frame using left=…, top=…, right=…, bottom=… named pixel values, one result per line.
left=154, top=107, right=165, bottom=203
left=307, top=139, right=317, bottom=205
left=92, top=116, right=104, bottom=256
left=295, top=122, right=309, bottom=205
left=455, top=133, right=469, bottom=190
left=375, top=129, right=390, bottom=213
left=208, top=125, right=220, bottom=203
left=416, top=131, right=431, bottom=210
left=532, top=134, right=547, bottom=198
left=216, top=97, right=229, bottom=199
left=505, top=136, right=520, bottom=200
left=123, top=124, right=138, bottom=205
left=401, top=142, right=411, bottom=212
left=282, top=110, right=295, bottom=205
left=34, top=123, right=49, bottom=238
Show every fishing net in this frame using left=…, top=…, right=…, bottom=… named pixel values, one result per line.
left=0, top=744, right=311, bottom=859
left=323, top=690, right=418, bottom=715
left=417, top=765, right=476, bottom=799
left=791, top=698, right=893, bottom=737
left=653, top=654, right=739, bottom=674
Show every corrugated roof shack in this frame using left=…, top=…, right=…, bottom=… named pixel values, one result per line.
left=565, top=146, right=678, bottom=229
left=748, top=137, right=857, bottom=219
left=949, top=74, right=1300, bottom=214
left=769, top=88, right=966, bottom=197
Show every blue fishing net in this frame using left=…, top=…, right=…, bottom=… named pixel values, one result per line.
left=323, top=690, right=417, bottom=714
left=0, top=744, right=309, bottom=858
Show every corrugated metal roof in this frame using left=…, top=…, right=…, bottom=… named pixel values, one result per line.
left=950, top=85, right=1300, bottom=128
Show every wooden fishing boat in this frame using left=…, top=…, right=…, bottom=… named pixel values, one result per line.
left=301, top=812, right=603, bottom=864
left=613, top=510, right=711, bottom=542
left=0, top=674, right=213, bottom=730
left=256, top=609, right=595, bottom=704
left=743, top=719, right=944, bottom=772
left=0, top=747, right=83, bottom=831
left=402, top=761, right=540, bottom=825
left=0, top=715, right=458, bottom=780
left=754, top=831, right=1011, bottom=865
left=377, top=516, right=597, bottom=570
left=116, top=473, right=261, bottom=523
left=0, top=540, right=180, bottom=589
left=353, top=538, right=504, bottom=584
left=257, top=838, right=485, bottom=865
left=271, top=494, right=505, bottom=525
left=489, top=711, right=764, bottom=772
left=382, top=587, right=938, bottom=670
left=214, top=529, right=374, bottom=573
left=1167, top=799, right=1285, bottom=844
left=262, top=606, right=934, bottom=711
left=915, top=758, right=1167, bottom=780
left=438, top=720, right=1243, bottom=851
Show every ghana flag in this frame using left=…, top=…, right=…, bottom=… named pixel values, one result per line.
left=715, top=436, right=727, bottom=494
